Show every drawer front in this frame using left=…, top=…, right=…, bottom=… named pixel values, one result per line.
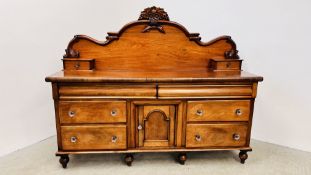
left=158, top=85, right=253, bottom=99
left=186, top=124, right=248, bottom=148
left=63, top=59, right=94, bottom=70
left=61, top=125, right=127, bottom=150
left=187, top=100, right=250, bottom=121
left=215, top=61, right=241, bottom=70
left=59, top=85, right=156, bottom=99
left=59, top=101, right=126, bottom=124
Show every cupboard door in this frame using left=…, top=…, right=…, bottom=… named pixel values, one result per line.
left=137, top=105, right=175, bottom=147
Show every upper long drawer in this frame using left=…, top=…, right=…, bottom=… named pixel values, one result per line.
left=158, top=85, right=253, bottom=99
left=58, top=85, right=156, bottom=99
left=59, top=101, right=126, bottom=124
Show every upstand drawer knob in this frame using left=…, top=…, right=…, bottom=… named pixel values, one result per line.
left=137, top=124, right=143, bottom=130
left=233, top=133, right=240, bottom=141
left=195, top=134, right=202, bottom=142
left=74, top=62, right=80, bottom=69
left=111, top=136, right=118, bottom=143
left=68, top=111, right=75, bottom=117
left=196, top=109, right=204, bottom=116
left=111, top=110, right=117, bottom=117
left=70, top=136, right=77, bottom=143
left=226, top=62, right=232, bottom=68
left=235, top=109, right=242, bottom=116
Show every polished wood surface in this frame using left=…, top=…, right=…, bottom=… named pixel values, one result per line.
left=46, top=70, right=263, bottom=83
left=209, top=59, right=242, bottom=70
left=61, top=125, right=127, bottom=150
left=186, top=124, right=248, bottom=147
left=187, top=100, right=251, bottom=121
left=59, top=101, right=126, bottom=124
left=63, top=58, right=95, bottom=70
left=158, top=85, right=253, bottom=98
left=58, top=84, right=156, bottom=99
left=47, top=6, right=263, bottom=167
left=138, top=105, right=175, bottom=147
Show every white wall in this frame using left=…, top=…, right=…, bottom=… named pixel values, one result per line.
left=0, top=0, right=310, bottom=156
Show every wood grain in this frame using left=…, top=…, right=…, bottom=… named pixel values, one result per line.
left=186, top=124, right=248, bottom=148
left=158, top=85, right=253, bottom=98
left=58, top=84, right=156, bottom=99
left=63, top=58, right=95, bottom=70
left=137, top=105, right=176, bottom=147
left=187, top=100, right=251, bottom=122
left=59, top=101, right=126, bottom=124
left=61, top=125, right=127, bottom=150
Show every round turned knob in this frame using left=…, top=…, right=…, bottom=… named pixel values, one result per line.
left=111, top=136, right=118, bottom=143
left=233, top=133, right=240, bottom=141
left=68, top=111, right=75, bottom=117
left=226, top=62, right=232, bottom=68
left=110, top=109, right=117, bottom=117
left=74, top=62, right=80, bottom=69
left=195, top=134, right=202, bottom=142
left=137, top=124, right=143, bottom=130
left=196, top=109, right=204, bottom=116
left=70, top=136, right=77, bottom=143
left=235, top=109, right=242, bottom=116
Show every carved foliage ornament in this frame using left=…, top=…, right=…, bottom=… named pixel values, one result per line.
left=139, top=6, right=169, bottom=34
left=138, top=6, right=170, bottom=21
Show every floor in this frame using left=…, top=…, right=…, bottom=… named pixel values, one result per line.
left=0, top=136, right=310, bottom=175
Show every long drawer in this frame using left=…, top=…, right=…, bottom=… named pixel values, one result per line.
left=158, top=85, right=253, bottom=99
left=61, top=125, right=127, bottom=150
left=59, top=85, right=156, bottom=99
left=187, top=100, right=251, bottom=121
left=59, top=101, right=126, bottom=124
left=186, top=124, right=248, bottom=148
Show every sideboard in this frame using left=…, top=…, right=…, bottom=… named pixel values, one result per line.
left=45, top=6, right=263, bottom=168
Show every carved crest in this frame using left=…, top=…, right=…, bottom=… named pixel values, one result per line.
left=138, top=6, right=170, bottom=21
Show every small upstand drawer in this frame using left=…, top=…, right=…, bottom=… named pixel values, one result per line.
left=186, top=124, right=248, bottom=148
left=61, top=125, right=127, bottom=150
left=209, top=59, right=242, bottom=71
left=63, top=58, right=95, bottom=70
left=59, top=101, right=126, bottom=124
left=187, top=100, right=250, bottom=121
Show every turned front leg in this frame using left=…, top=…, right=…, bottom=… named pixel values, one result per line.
left=59, top=155, right=70, bottom=168
left=124, top=154, right=134, bottom=166
left=239, top=150, right=249, bottom=164
left=177, top=153, right=187, bottom=165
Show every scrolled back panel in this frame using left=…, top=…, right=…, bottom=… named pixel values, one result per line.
left=65, top=21, right=236, bottom=72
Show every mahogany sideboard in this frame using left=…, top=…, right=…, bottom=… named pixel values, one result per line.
left=45, top=6, right=263, bottom=168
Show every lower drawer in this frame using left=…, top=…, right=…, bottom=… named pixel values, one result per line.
left=186, top=124, right=248, bottom=148
left=61, top=125, right=127, bottom=150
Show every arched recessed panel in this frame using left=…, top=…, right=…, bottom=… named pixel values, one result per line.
left=144, top=110, right=169, bottom=140
left=137, top=105, right=176, bottom=147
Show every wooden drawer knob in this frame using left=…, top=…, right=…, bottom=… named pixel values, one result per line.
left=235, top=109, right=242, bottom=116
left=68, top=111, right=75, bottom=117
left=233, top=133, right=240, bottom=141
left=111, top=136, right=118, bottom=143
left=196, top=109, right=204, bottom=116
left=195, top=134, right=202, bottom=142
left=70, top=136, right=77, bottom=143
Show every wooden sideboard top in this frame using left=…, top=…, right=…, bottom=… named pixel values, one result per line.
left=45, top=70, right=263, bottom=83
left=46, top=6, right=263, bottom=83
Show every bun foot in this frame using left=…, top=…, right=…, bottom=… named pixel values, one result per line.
left=59, top=155, right=69, bottom=168
left=177, top=153, right=187, bottom=165
left=239, top=150, right=249, bottom=164
left=124, top=154, right=134, bottom=166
